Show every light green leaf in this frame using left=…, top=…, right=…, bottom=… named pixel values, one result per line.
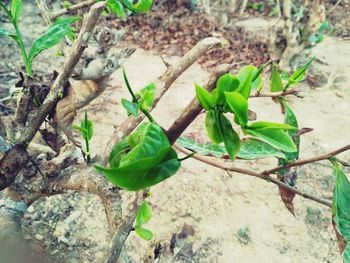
left=205, top=110, right=223, bottom=144
left=236, top=65, right=256, bottom=98
left=28, top=17, right=79, bottom=64
left=332, top=161, right=350, bottom=262
left=135, top=226, right=153, bottom=240
left=136, top=201, right=152, bottom=226
left=213, top=73, right=240, bottom=105
left=248, top=121, right=297, bottom=131
left=11, top=0, right=22, bottom=24
left=283, top=102, right=299, bottom=161
left=121, top=98, right=139, bottom=117
left=270, top=64, right=283, bottom=92
left=0, top=28, right=17, bottom=42
left=138, top=83, right=156, bottom=111
left=244, top=127, right=297, bottom=153
left=224, top=91, right=248, bottom=126
left=288, top=57, right=315, bottom=86
left=133, top=0, right=153, bottom=12
left=176, top=137, right=286, bottom=160
left=107, top=0, right=126, bottom=18
left=218, top=113, right=240, bottom=160
left=195, top=83, right=215, bottom=110
left=72, top=125, right=88, bottom=138
left=81, top=111, right=93, bottom=140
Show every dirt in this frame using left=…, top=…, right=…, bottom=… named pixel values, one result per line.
left=1, top=1, right=350, bottom=263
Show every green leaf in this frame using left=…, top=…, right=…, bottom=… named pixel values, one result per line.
left=81, top=111, right=93, bottom=140
left=72, top=125, right=88, bottom=138
left=0, top=28, right=17, bottom=42
left=213, top=73, right=240, bottom=105
left=133, top=0, right=153, bottom=12
left=218, top=113, right=240, bottom=160
left=224, top=91, right=248, bottom=126
left=270, top=64, right=283, bottom=92
left=236, top=65, right=256, bottom=99
left=134, top=226, right=153, bottom=240
left=288, top=57, right=314, bottom=86
left=283, top=102, right=299, bottom=160
left=28, top=17, right=79, bottom=64
left=332, top=161, right=350, bottom=262
left=176, top=137, right=227, bottom=157
left=96, top=123, right=181, bottom=191
left=244, top=127, right=297, bottom=153
left=205, top=110, right=223, bottom=144
left=107, top=0, right=126, bottom=18
left=136, top=201, right=152, bottom=226
left=95, top=150, right=180, bottom=191
left=248, top=121, right=297, bottom=131
left=195, top=83, right=215, bottom=110
left=177, top=136, right=286, bottom=160
left=121, top=98, right=139, bottom=117
left=11, top=0, right=22, bottom=24
left=137, top=83, right=156, bottom=111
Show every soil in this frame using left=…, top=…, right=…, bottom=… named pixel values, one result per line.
left=1, top=1, right=350, bottom=263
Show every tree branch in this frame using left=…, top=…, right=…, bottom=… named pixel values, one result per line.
left=18, top=2, right=106, bottom=148
left=249, top=88, right=300, bottom=98
left=103, top=37, right=223, bottom=160
left=174, top=144, right=332, bottom=207
left=51, top=0, right=97, bottom=20
left=262, top=143, right=350, bottom=175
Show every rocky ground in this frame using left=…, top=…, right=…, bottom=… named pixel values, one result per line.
left=1, top=1, right=350, bottom=263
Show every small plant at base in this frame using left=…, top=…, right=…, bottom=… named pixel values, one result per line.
left=0, top=0, right=78, bottom=76
left=134, top=200, right=153, bottom=240
left=72, top=111, right=94, bottom=163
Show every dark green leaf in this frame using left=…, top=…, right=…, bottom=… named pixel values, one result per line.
left=121, top=98, right=139, bottom=117
left=218, top=113, right=240, bottom=160
left=205, top=110, right=223, bottom=144
left=195, top=83, right=215, bottom=110
left=236, top=65, right=256, bottom=99
left=136, top=201, right=152, bottom=226
left=28, top=17, right=79, bottom=64
left=213, top=73, right=240, bottom=105
left=107, top=0, right=126, bottom=18
left=108, top=137, right=130, bottom=167
left=270, top=64, right=283, bottom=92
left=11, top=0, right=21, bottom=24
left=332, top=161, right=350, bottom=262
left=135, top=226, right=153, bottom=240
left=244, top=126, right=297, bottom=153
left=225, top=91, right=248, bottom=126
left=288, top=57, right=315, bottom=86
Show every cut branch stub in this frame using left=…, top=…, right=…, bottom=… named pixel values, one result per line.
left=0, top=145, right=28, bottom=191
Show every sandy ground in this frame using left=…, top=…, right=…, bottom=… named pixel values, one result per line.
left=1, top=2, right=350, bottom=263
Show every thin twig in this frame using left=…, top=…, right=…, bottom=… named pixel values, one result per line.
left=263, top=144, right=350, bottom=175
left=174, top=144, right=332, bottom=207
left=249, top=89, right=299, bottom=98
left=51, top=0, right=97, bottom=20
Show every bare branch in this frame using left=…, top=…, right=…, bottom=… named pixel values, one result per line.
left=249, top=89, right=300, bottom=98
left=263, top=143, right=350, bottom=175
left=175, top=144, right=332, bottom=207
left=51, top=0, right=97, bottom=20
